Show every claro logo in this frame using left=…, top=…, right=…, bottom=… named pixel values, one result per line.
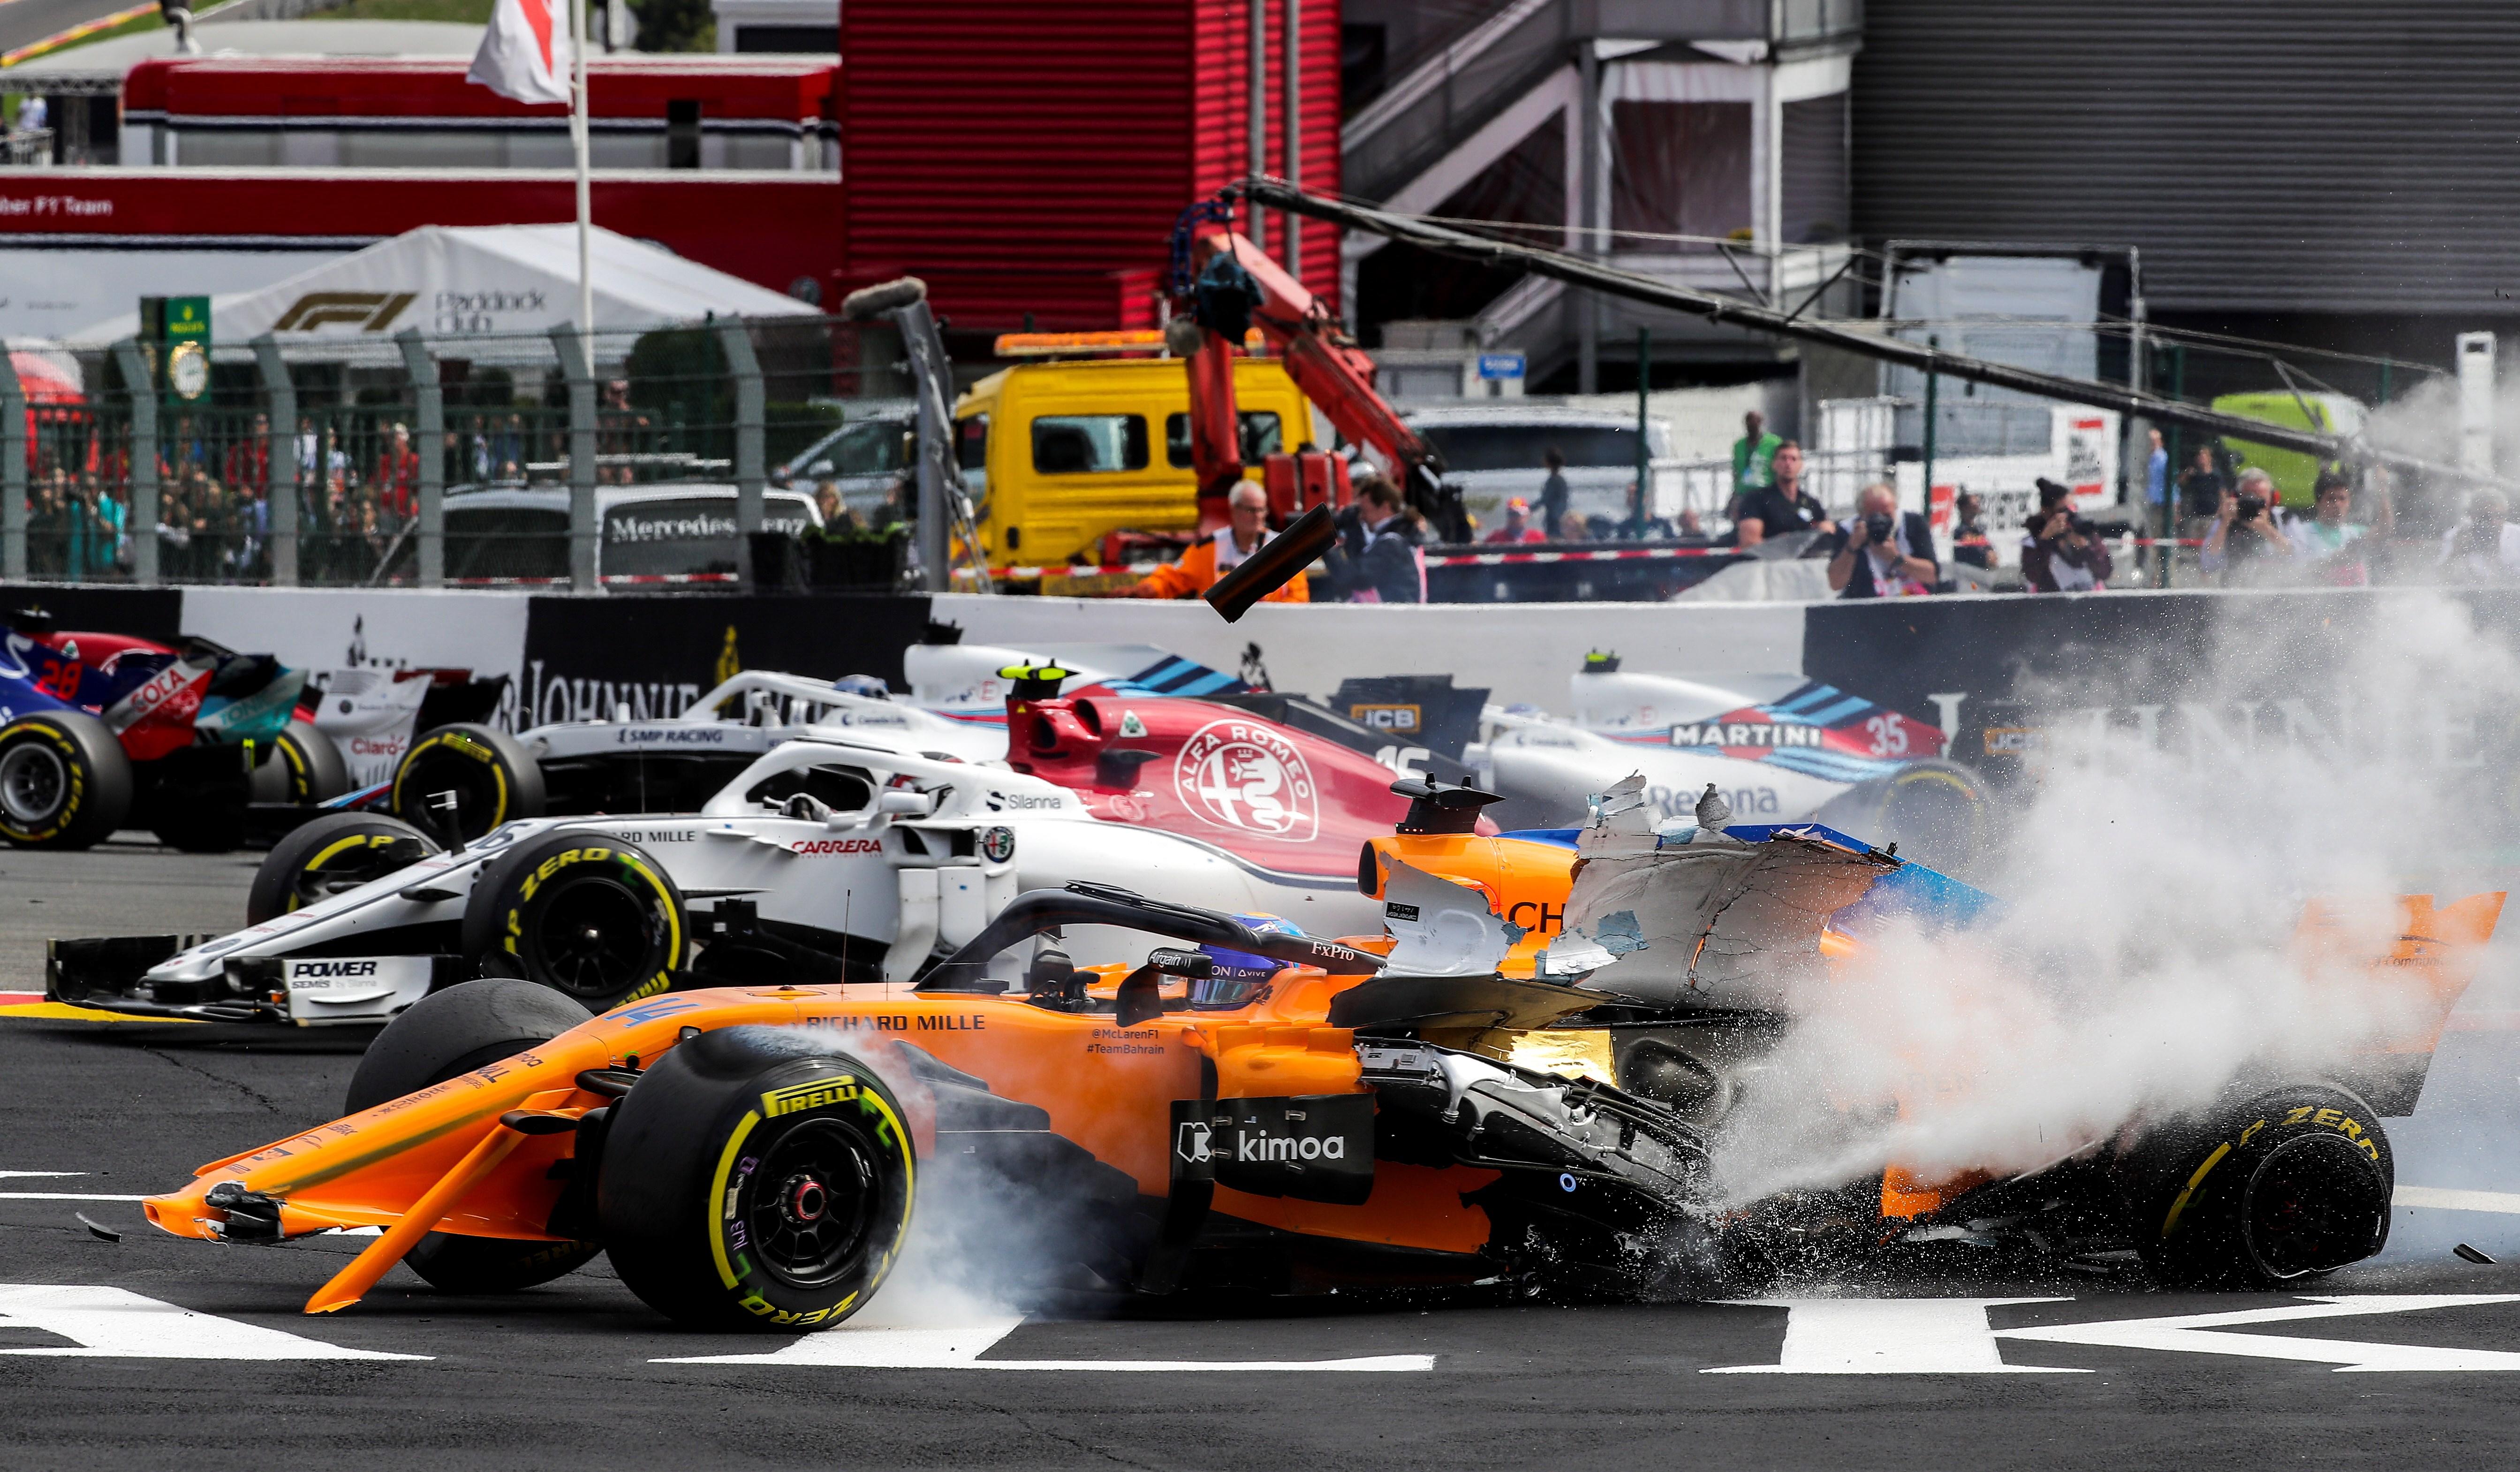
left=271, top=292, right=417, bottom=333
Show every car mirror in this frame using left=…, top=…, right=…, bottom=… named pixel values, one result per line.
left=878, top=789, right=933, bottom=817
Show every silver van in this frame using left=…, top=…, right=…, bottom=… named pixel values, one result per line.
left=442, top=483, right=821, bottom=583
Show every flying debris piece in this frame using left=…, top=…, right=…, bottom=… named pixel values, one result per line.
left=2456, top=1243, right=2497, bottom=1265
left=76, top=1213, right=121, bottom=1242
left=1695, top=782, right=1732, bottom=831
left=1379, top=856, right=1525, bottom=977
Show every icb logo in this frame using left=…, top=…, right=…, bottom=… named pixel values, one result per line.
left=1173, top=720, right=1318, bottom=841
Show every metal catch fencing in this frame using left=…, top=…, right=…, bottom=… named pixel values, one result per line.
left=0, top=314, right=917, bottom=592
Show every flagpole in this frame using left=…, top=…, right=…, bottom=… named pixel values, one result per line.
left=571, top=0, right=592, bottom=376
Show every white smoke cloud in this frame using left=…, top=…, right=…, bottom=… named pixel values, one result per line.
left=1703, top=588, right=2515, bottom=1205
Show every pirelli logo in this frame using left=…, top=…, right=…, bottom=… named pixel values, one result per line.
left=761, top=1075, right=859, bottom=1117
left=272, top=291, right=417, bottom=333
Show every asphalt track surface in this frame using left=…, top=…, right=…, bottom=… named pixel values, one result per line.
left=8, top=844, right=2520, bottom=1469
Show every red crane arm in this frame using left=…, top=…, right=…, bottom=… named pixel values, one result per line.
left=1178, top=227, right=1446, bottom=506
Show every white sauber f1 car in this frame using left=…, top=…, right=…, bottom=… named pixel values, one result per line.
left=48, top=732, right=1391, bottom=1026
left=377, top=668, right=1007, bottom=842
left=1477, top=652, right=1990, bottom=867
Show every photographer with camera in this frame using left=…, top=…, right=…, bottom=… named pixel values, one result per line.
left=1824, top=482, right=1937, bottom=598
left=2199, top=467, right=2289, bottom=584
left=2436, top=489, right=2520, bottom=582
left=2019, top=478, right=2114, bottom=592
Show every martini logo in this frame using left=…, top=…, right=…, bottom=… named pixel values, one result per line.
left=1671, top=720, right=1824, bottom=749
left=270, top=292, right=417, bottom=334
left=1174, top=719, right=1318, bottom=840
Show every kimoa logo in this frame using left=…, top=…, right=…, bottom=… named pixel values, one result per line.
left=1236, top=1131, right=1346, bottom=1162
left=271, top=292, right=417, bottom=334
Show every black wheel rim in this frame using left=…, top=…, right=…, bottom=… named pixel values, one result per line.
left=0, top=743, right=68, bottom=826
left=294, top=836, right=429, bottom=911
left=404, top=753, right=504, bottom=841
left=523, top=873, right=658, bottom=1000
left=2243, top=1134, right=2386, bottom=1279
left=748, top=1118, right=881, bottom=1289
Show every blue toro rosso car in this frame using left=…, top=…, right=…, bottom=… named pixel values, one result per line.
left=0, top=607, right=344, bottom=850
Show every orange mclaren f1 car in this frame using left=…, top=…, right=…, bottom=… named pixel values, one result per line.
left=141, top=780, right=2505, bottom=1327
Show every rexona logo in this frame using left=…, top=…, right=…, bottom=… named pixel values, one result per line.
left=271, top=291, right=417, bottom=334
left=761, top=1075, right=859, bottom=1117
left=789, top=837, right=882, bottom=855
left=1173, top=719, right=1318, bottom=840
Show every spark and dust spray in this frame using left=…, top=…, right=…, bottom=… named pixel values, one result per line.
left=1706, top=587, right=2520, bottom=1206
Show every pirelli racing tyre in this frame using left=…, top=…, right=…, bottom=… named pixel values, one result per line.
left=600, top=1027, right=916, bottom=1331
left=0, top=711, right=132, bottom=850
left=345, top=979, right=603, bottom=1293
left=1809, top=758, right=1988, bottom=867
left=2126, top=1083, right=2394, bottom=1290
left=246, top=720, right=351, bottom=807
left=393, top=722, right=545, bottom=844
left=460, top=830, right=686, bottom=1011
left=247, top=811, right=444, bottom=925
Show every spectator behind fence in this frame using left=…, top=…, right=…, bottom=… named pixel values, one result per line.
left=2143, top=427, right=2168, bottom=513
left=2437, top=490, right=2520, bottom=581
left=2287, top=465, right=2392, bottom=587
left=1538, top=447, right=1570, bottom=538
left=1483, top=497, right=1546, bottom=544
left=2200, top=467, right=2288, bottom=583
left=1951, top=492, right=1993, bottom=569
left=1729, top=441, right=1833, bottom=548
left=2178, top=442, right=2227, bottom=543
left=225, top=413, right=272, bottom=490
left=2020, top=480, right=2112, bottom=592
left=373, top=423, right=418, bottom=522
left=1733, top=410, right=1781, bottom=503
left=1130, top=480, right=1309, bottom=603
left=1327, top=473, right=1426, bottom=603
left=1825, top=483, right=1937, bottom=598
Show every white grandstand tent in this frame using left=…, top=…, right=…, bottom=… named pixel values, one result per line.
left=64, top=223, right=817, bottom=364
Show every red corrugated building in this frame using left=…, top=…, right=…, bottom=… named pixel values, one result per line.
left=838, top=0, right=1340, bottom=332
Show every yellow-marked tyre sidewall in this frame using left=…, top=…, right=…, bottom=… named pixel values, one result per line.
left=0, top=713, right=131, bottom=850
left=706, top=1066, right=916, bottom=1324
left=245, top=811, right=441, bottom=926
left=459, top=831, right=685, bottom=1010
left=599, top=1034, right=916, bottom=1332
left=2134, top=1085, right=2393, bottom=1289
left=390, top=723, right=544, bottom=841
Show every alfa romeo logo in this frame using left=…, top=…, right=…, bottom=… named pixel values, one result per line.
left=980, top=826, right=1015, bottom=864
left=1173, top=720, right=1317, bottom=841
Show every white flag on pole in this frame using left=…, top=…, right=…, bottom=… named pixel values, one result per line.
left=467, top=0, right=573, bottom=106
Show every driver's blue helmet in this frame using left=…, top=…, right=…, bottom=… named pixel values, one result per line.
left=1194, top=914, right=1305, bottom=1009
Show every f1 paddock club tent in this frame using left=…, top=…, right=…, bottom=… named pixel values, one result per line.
left=65, top=223, right=819, bottom=364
